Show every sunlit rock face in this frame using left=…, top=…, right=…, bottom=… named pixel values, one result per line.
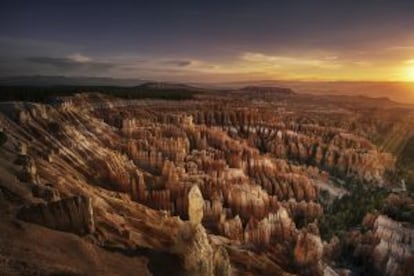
left=188, top=185, right=204, bottom=226
left=0, top=90, right=410, bottom=275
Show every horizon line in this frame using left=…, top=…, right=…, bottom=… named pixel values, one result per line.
left=1, top=74, right=414, bottom=84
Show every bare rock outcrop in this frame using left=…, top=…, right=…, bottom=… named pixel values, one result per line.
left=213, top=246, right=232, bottom=276
left=31, top=183, right=60, bottom=201
left=175, top=223, right=215, bottom=276
left=294, top=231, right=323, bottom=275
left=188, top=185, right=204, bottom=226
left=17, top=195, right=95, bottom=236
left=173, top=185, right=231, bottom=276
left=353, top=214, right=414, bottom=276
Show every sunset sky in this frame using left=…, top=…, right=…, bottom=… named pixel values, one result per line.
left=1, top=0, right=414, bottom=82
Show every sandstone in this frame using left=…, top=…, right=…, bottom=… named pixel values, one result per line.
left=188, top=185, right=204, bottom=226
left=352, top=214, right=413, bottom=276
left=213, top=246, right=232, bottom=276
left=175, top=223, right=214, bottom=276
left=294, top=231, right=323, bottom=274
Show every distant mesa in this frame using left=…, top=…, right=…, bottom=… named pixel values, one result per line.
left=240, top=86, right=296, bottom=95
left=139, top=81, right=197, bottom=91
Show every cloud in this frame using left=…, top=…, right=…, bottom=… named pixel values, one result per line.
left=162, top=59, right=194, bottom=67
left=0, top=36, right=82, bottom=58
left=26, top=55, right=116, bottom=72
left=67, top=53, right=92, bottom=63
left=387, top=46, right=414, bottom=51
left=241, top=52, right=342, bottom=69
left=352, top=61, right=372, bottom=67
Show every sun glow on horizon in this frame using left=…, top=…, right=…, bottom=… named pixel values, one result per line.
left=406, top=66, right=414, bottom=82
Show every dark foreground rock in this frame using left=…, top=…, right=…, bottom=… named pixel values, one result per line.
left=17, top=195, right=95, bottom=235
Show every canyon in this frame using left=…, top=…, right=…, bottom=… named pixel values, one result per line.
left=0, top=84, right=413, bottom=275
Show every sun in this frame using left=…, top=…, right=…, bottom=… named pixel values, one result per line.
left=406, top=66, right=414, bottom=81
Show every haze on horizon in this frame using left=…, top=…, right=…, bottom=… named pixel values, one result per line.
left=1, top=0, right=414, bottom=83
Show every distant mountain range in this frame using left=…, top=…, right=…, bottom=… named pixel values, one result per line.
left=1, top=75, right=414, bottom=104
left=0, top=76, right=148, bottom=87
left=240, top=86, right=296, bottom=95
left=213, top=80, right=414, bottom=104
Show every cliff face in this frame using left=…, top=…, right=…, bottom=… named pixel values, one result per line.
left=0, top=91, right=410, bottom=275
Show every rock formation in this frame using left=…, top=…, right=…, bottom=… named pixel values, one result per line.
left=294, top=231, right=324, bottom=275
left=188, top=185, right=204, bottom=226
left=352, top=214, right=414, bottom=276
left=0, top=90, right=410, bottom=275
left=17, top=195, right=95, bottom=236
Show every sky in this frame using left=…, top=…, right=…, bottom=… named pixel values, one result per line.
left=1, top=0, right=414, bottom=82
